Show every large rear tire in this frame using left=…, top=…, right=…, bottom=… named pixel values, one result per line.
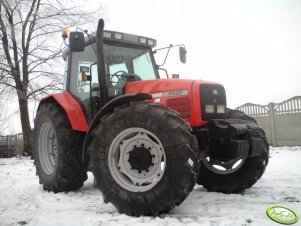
left=197, top=110, right=269, bottom=193
left=89, top=101, right=199, bottom=216
left=33, top=103, right=88, bottom=192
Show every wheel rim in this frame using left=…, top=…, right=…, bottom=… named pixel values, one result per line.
left=202, top=157, right=246, bottom=175
left=38, top=122, right=58, bottom=175
left=108, top=127, right=166, bottom=192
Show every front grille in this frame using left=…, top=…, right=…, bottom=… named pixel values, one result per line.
left=200, top=84, right=226, bottom=120
left=166, top=97, right=191, bottom=119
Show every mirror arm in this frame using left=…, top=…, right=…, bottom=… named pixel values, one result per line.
left=158, top=45, right=172, bottom=67
left=153, top=44, right=185, bottom=52
left=153, top=44, right=186, bottom=67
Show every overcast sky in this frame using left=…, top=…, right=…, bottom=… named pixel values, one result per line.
left=4, top=0, right=301, bottom=134
left=96, top=0, right=301, bottom=108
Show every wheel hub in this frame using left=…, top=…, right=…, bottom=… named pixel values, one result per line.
left=128, top=147, right=152, bottom=170
left=108, top=127, right=166, bottom=192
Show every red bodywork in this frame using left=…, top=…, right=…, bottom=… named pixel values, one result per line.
left=41, top=79, right=222, bottom=132
left=126, top=79, right=221, bottom=127
left=41, top=92, right=88, bottom=132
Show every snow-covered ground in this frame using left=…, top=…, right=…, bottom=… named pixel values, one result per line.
left=0, top=147, right=300, bottom=226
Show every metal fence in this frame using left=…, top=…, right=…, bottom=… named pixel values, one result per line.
left=236, top=96, right=301, bottom=147
left=0, top=133, right=24, bottom=157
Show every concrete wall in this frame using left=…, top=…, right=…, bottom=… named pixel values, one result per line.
left=274, top=113, right=301, bottom=146
left=237, top=96, right=301, bottom=147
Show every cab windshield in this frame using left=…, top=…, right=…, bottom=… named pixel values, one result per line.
left=68, top=42, right=158, bottom=120
left=69, top=42, right=158, bottom=98
left=103, top=43, right=158, bottom=96
left=104, top=43, right=158, bottom=80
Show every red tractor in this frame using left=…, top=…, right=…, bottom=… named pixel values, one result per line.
left=33, top=19, right=269, bottom=216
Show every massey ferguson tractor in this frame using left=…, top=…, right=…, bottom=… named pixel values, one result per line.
left=33, top=19, right=269, bottom=216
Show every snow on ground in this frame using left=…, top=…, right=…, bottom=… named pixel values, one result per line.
left=0, top=147, right=300, bottom=226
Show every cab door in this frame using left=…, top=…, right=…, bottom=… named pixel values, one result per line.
left=68, top=44, right=100, bottom=123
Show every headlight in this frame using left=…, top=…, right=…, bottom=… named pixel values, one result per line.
left=114, top=33, right=123, bottom=39
left=103, top=31, right=112, bottom=38
left=205, top=105, right=214, bottom=113
left=147, top=39, right=154, bottom=46
left=139, top=37, right=147, bottom=44
left=217, top=105, right=225, bottom=113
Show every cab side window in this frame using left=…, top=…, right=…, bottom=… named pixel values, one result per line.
left=70, top=44, right=98, bottom=102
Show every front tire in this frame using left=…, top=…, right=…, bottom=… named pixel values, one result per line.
left=89, top=102, right=199, bottom=216
left=198, top=110, right=269, bottom=193
left=33, top=103, right=88, bottom=192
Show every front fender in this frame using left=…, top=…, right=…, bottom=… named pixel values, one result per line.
left=82, top=93, right=152, bottom=163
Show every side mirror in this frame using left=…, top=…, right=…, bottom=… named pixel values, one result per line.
left=69, top=32, right=85, bottom=52
left=179, top=46, right=187, bottom=64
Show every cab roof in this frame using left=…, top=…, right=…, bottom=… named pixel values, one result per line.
left=62, top=30, right=157, bottom=60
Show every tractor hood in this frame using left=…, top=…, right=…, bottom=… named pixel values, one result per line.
left=125, top=79, right=221, bottom=96
left=125, top=79, right=225, bottom=127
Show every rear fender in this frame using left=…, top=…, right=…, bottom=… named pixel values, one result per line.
left=38, top=92, right=89, bottom=132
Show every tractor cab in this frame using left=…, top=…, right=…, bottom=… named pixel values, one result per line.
left=62, top=22, right=186, bottom=123
left=62, top=30, right=159, bottom=122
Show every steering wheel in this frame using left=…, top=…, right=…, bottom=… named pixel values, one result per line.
left=110, top=70, right=128, bottom=80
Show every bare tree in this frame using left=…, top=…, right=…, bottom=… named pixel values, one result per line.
left=0, top=99, right=8, bottom=135
left=0, top=0, right=103, bottom=155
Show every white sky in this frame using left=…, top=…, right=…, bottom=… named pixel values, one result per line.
left=3, top=0, right=301, bottom=134
left=98, top=0, right=301, bottom=108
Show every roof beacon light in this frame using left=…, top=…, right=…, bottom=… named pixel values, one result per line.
left=62, top=28, right=69, bottom=39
